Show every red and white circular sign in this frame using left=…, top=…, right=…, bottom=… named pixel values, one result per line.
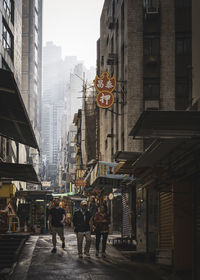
left=96, top=91, right=114, bottom=109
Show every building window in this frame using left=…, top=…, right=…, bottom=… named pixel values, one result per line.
left=3, top=0, right=14, bottom=23
left=35, top=0, right=39, bottom=12
left=2, top=20, right=14, bottom=60
left=71, top=152, right=76, bottom=158
left=35, top=28, right=38, bottom=46
left=34, top=80, right=38, bottom=95
left=176, top=37, right=191, bottom=55
left=34, top=63, right=38, bottom=81
left=144, top=80, right=160, bottom=100
left=144, top=37, right=160, bottom=56
left=143, top=0, right=159, bottom=11
left=105, top=139, right=108, bottom=150
left=175, top=0, right=191, bottom=8
left=35, top=10, right=38, bottom=29
left=34, top=46, right=38, bottom=65
left=101, top=56, right=104, bottom=66
left=176, top=80, right=188, bottom=98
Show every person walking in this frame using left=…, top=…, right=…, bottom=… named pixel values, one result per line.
left=89, top=196, right=98, bottom=217
left=48, top=199, right=65, bottom=253
left=73, top=200, right=93, bottom=258
left=94, top=204, right=110, bottom=258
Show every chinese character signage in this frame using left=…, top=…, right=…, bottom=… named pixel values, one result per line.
left=94, top=72, right=116, bottom=109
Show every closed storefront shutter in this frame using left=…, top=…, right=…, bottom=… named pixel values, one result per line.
left=156, top=190, right=173, bottom=265
left=195, top=186, right=200, bottom=280
left=122, top=191, right=131, bottom=237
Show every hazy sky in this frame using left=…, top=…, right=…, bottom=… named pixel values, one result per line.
left=43, top=0, right=105, bottom=68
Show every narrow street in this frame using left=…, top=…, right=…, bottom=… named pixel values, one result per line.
left=11, top=229, right=162, bottom=280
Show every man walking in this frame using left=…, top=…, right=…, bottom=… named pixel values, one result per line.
left=73, top=200, right=92, bottom=258
left=48, top=199, right=65, bottom=253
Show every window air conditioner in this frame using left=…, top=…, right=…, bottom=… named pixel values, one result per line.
left=146, top=6, right=159, bottom=14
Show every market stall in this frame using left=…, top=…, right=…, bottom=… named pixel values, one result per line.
left=15, top=190, right=52, bottom=233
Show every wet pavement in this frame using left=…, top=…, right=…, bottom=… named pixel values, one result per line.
left=10, top=229, right=163, bottom=280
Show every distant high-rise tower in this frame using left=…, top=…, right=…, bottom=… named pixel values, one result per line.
left=21, top=0, right=43, bottom=175
left=42, top=42, right=66, bottom=180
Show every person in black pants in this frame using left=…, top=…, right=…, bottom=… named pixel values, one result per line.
left=48, top=199, right=65, bottom=253
left=94, top=204, right=110, bottom=258
left=73, top=200, right=93, bottom=258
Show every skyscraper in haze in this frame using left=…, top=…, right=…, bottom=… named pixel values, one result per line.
left=21, top=0, right=43, bottom=176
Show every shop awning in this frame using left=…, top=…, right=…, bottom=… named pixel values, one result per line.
left=15, top=190, right=52, bottom=201
left=52, top=192, right=76, bottom=197
left=114, top=151, right=141, bottom=162
left=90, top=161, right=133, bottom=188
left=113, top=151, right=141, bottom=174
left=132, top=139, right=182, bottom=169
left=0, top=162, right=41, bottom=184
left=129, top=138, right=199, bottom=178
left=129, top=111, right=200, bottom=139
left=0, top=69, right=39, bottom=150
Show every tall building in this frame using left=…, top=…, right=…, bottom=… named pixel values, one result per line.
left=42, top=42, right=66, bottom=181
left=42, top=42, right=95, bottom=183
left=0, top=0, right=40, bottom=207
left=93, top=0, right=199, bottom=278
left=21, top=0, right=43, bottom=176
left=66, top=124, right=76, bottom=193
left=0, top=0, right=26, bottom=197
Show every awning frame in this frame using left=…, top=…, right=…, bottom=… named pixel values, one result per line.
left=0, top=69, right=39, bottom=151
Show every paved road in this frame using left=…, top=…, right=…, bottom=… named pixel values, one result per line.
left=11, top=230, right=162, bottom=280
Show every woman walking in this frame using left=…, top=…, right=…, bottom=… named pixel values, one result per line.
left=94, top=204, right=110, bottom=258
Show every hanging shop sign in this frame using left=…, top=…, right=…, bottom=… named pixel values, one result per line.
left=75, top=180, right=87, bottom=187
left=94, top=72, right=116, bottom=109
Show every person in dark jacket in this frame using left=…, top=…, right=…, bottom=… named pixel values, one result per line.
left=48, top=199, right=65, bottom=253
left=73, top=200, right=93, bottom=258
left=94, top=204, right=110, bottom=258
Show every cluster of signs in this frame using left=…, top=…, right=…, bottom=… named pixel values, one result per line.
left=90, top=161, right=132, bottom=186
left=94, top=72, right=116, bottom=109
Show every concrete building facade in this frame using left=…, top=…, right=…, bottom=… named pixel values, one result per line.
left=96, top=0, right=194, bottom=276
left=0, top=0, right=41, bottom=207
left=21, top=0, right=43, bottom=177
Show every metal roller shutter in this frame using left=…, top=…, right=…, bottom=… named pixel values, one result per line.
left=195, top=186, right=200, bottom=280
left=156, top=190, right=173, bottom=266
left=122, top=191, right=131, bottom=237
left=159, top=191, right=173, bottom=249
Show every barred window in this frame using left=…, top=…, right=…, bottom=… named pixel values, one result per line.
left=2, top=21, right=14, bottom=60
left=3, top=0, right=14, bottom=23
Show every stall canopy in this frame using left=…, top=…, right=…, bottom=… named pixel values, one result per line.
left=0, top=162, right=41, bottom=184
left=90, top=161, right=133, bottom=188
left=0, top=69, right=39, bottom=150
left=15, top=190, right=52, bottom=201
left=113, top=151, right=141, bottom=174
left=129, top=110, right=200, bottom=139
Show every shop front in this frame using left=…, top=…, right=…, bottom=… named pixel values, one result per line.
left=15, top=190, right=52, bottom=233
left=128, top=110, right=200, bottom=278
left=89, top=161, right=133, bottom=234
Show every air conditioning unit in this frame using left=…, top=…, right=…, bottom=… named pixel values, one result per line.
left=144, top=0, right=159, bottom=14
